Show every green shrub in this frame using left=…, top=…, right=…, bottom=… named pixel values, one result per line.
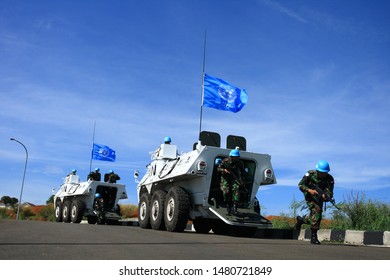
left=0, top=208, right=7, bottom=219
left=331, top=191, right=390, bottom=231
left=21, top=208, right=34, bottom=219
left=37, top=204, right=55, bottom=222
left=282, top=190, right=390, bottom=231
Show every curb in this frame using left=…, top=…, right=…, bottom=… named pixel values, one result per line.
left=296, top=229, right=390, bottom=247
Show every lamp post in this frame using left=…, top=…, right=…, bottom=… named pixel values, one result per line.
left=10, top=138, right=28, bottom=220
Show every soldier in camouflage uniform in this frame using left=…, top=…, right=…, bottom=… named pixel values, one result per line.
left=104, top=170, right=121, bottom=183
left=217, top=149, right=245, bottom=215
left=93, top=193, right=106, bottom=224
left=295, top=160, right=335, bottom=245
left=88, top=167, right=101, bottom=181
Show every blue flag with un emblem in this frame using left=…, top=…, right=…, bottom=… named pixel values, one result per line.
left=203, top=73, right=248, bottom=113
left=92, top=143, right=116, bottom=162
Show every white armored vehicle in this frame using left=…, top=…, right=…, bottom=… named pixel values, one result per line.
left=53, top=174, right=128, bottom=224
left=135, top=131, right=276, bottom=236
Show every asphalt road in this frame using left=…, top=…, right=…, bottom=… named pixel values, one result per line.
left=0, top=219, right=389, bottom=260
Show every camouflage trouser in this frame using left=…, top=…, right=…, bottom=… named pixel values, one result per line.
left=302, top=201, right=323, bottom=230
left=94, top=202, right=106, bottom=223
left=220, top=179, right=240, bottom=204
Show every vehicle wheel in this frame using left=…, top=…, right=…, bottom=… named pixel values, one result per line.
left=150, top=190, right=166, bottom=230
left=87, top=216, right=97, bottom=224
left=115, top=204, right=121, bottom=216
left=193, top=218, right=212, bottom=234
left=254, top=197, right=261, bottom=214
left=62, top=200, right=72, bottom=223
left=164, top=186, right=189, bottom=232
left=97, top=217, right=106, bottom=225
left=138, top=192, right=151, bottom=229
left=70, top=199, right=84, bottom=223
left=55, top=200, right=63, bottom=222
left=211, top=219, right=230, bottom=235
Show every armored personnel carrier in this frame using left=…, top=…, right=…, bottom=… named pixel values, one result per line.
left=53, top=174, right=128, bottom=224
left=135, top=131, right=276, bottom=236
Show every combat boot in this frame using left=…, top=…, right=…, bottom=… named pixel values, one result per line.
left=231, top=203, right=238, bottom=215
left=295, top=216, right=304, bottom=230
left=310, top=229, right=321, bottom=245
left=226, top=203, right=232, bottom=214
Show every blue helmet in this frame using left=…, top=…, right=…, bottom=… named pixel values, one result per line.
left=95, top=168, right=100, bottom=172
left=72, top=169, right=77, bottom=173
left=164, top=136, right=171, bottom=143
left=95, top=193, right=101, bottom=198
left=316, top=160, right=330, bottom=173
left=229, top=149, right=240, bottom=157
left=109, top=170, right=114, bottom=174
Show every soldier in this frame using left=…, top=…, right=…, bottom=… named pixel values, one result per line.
left=67, top=169, right=77, bottom=176
left=88, top=167, right=101, bottom=181
left=217, top=148, right=245, bottom=214
left=153, top=136, right=173, bottom=159
left=164, top=136, right=172, bottom=144
left=295, top=160, right=335, bottom=245
left=105, top=170, right=120, bottom=183
left=65, top=169, right=78, bottom=183
left=93, top=193, right=105, bottom=224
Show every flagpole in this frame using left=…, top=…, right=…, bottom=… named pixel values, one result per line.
left=199, top=31, right=207, bottom=140
left=89, top=121, right=96, bottom=173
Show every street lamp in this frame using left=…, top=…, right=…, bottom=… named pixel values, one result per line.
left=10, top=138, right=28, bottom=220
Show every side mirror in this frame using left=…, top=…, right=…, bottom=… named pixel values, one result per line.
left=134, top=170, right=140, bottom=183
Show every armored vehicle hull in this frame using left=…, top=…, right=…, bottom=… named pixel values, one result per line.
left=136, top=131, right=276, bottom=236
left=53, top=175, right=127, bottom=224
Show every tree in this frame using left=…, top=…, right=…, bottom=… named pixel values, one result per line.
left=1, top=196, right=18, bottom=207
left=289, top=195, right=306, bottom=218
left=46, top=195, right=54, bottom=205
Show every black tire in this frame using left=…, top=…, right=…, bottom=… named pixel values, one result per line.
left=211, top=219, right=231, bottom=235
left=70, top=199, right=84, bottom=223
left=164, top=186, right=189, bottom=232
left=254, top=197, right=261, bottom=214
left=193, top=218, right=212, bottom=234
left=115, top=204, right=121, bottom=216
left=138, top=192, right=151, bottom=229
left=87, top=216, right=97, bottom=224
left=97, top=217, right=106, bottom=225
left=62, top=200, right=72, bottom=223
left=150, top=190, right=166, bottom=230
left=55, top=200, right=63, bottom=222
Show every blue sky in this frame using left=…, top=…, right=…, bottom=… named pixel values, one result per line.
left=1, top=0, right=389, bottom=216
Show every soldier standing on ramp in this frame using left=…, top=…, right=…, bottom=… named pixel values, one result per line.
left=217, top=148, right=245, bottom=215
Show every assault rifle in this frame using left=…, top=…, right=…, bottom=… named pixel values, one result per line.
left=224, top=166, right=245, bottom=187
left=313, top=184, right=340, bottom=210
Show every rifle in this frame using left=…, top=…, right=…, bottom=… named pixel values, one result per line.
left=313, top=184, right=340, bottom=210
left=223, top=165, right=245, bottom=187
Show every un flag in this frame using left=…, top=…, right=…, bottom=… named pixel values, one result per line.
left=92, top=143, right=116, bottom=162
left=203, top=73, right=248, bottom=113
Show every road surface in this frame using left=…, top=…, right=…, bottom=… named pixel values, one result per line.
left=0, top=219, right=388, bottom=260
